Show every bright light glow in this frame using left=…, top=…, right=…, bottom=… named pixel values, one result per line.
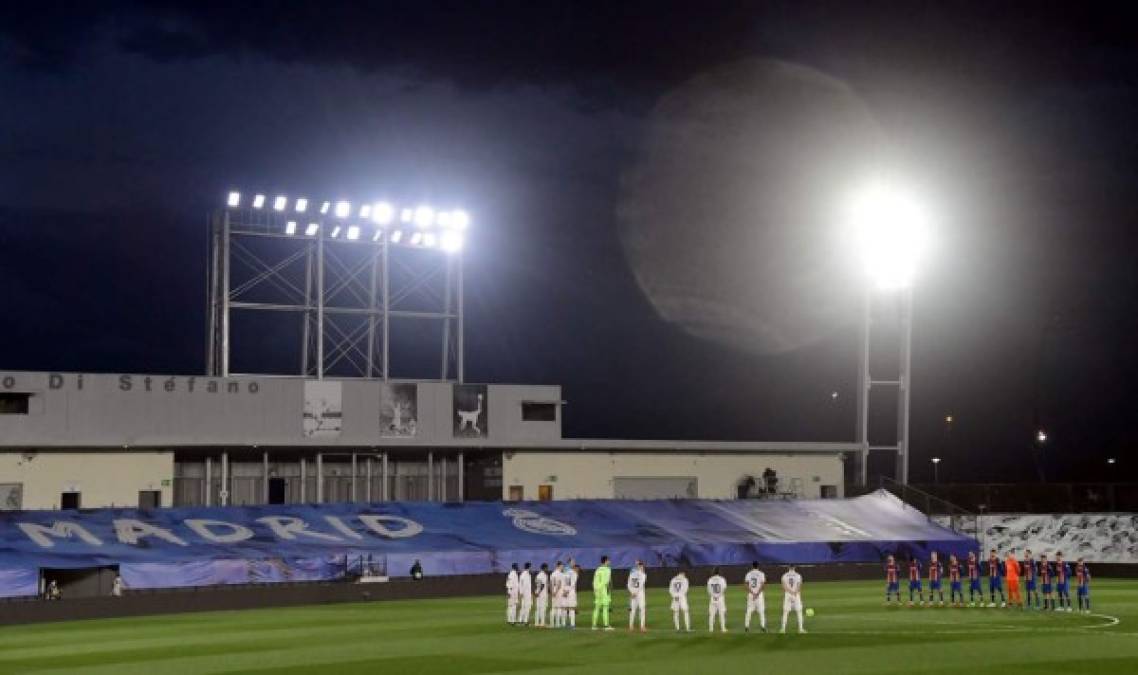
left=252, top=194, right=266, bottom=209
left=227, top=191, right=241, bottom=207
left=295, top=198, right=308, bottom=213
left=360, top=204, right=371, bottom=219
left=410, top=232, right=423, bottom=245
left=391, top=230, right=403, bottom=243
left=285, top=221, right=297, bottom=235
left=1036, top=429, right=1048, bottom=443
left=401, top=208, right=413, bottom=223
left=440, top=230, right=463, bottom=253
left=346, top=225, right=360, bottom=240
left=844, top=181, right=930, bottom=290
left=273, top=196, right=287, bottom=211
left=320, top=201, right=331, bottom=215
left=423, top=233, right=437, bottom=248
left=372, top=202, right=394, bottom=224
left=945, top=415, right=954, bottom=423
left=1108, top=457, right=1117, bottom=464
left=931, top=457, right=941, bottom=464
left=437, top=211, right=451, bottom=227
left=305, top=223, right=319, bottom=236
left=450, top=209, right=470, bottom=229
left=335, top=201, right=351, bottom=218
left=414, top=205, right=435, bottom=228
left=372, top=229, right=383, bottom=242
left=330, top=226, right=341, bottom=238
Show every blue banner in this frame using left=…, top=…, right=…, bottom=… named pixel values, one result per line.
left=0, top=491, right=975, bottom=596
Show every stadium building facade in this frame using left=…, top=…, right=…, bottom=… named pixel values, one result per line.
left=0, top=370, right=852, bottom=511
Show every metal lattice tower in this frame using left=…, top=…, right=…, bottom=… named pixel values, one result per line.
left=206, top=195, right=465, bottom=380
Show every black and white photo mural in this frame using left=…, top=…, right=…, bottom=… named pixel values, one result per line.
left=379, top=383, right=418, bottom=437
left=303, top=380, right=343, bottom=438
left=453, top=384, right=488, bottom=438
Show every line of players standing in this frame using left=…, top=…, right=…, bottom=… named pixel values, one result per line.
left=506, top=559, right=809, bottom=634
left=885, top=548, right=1093, bottom=612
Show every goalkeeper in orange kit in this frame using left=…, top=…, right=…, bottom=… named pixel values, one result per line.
left=1004, top=550, right=1023, bottom=608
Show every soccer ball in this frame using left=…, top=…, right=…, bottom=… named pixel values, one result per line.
left=805, top=608, right=815, bottom=618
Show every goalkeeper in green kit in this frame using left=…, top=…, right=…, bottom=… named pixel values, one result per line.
left=592, top=556, right=615, bottom=631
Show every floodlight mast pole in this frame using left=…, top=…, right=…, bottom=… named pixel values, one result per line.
left=855, top=287, right=914, bottom=487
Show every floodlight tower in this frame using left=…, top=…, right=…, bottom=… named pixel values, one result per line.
left=846, top=180, right=930, bottom=486
left=206, top=192, right=469, bottom=380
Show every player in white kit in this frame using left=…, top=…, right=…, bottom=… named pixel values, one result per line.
left=743, top=562, right=767, bottom=632
left=564, top=564, right=580, bottom=628
left=506, top=563, right=520, bottom=625
left=669, top=570, right=692, bottom=631
left=550, top=561, right=564, bottom=627
left=707, top=566, right=728, bottom=633
left=517, top=562, right=533, bottom=626
left=534, top=563, right=550, bottom=627
left=780, top=565, right=806, bottom=634
left=627, top=560, right=648, bottom=632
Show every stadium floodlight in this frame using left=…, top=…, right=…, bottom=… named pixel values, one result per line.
left=346, top=225, right=360, bottom=240
left=1036, top=429, right=1047, bottom=443
left=273, top=196, right=287, bottom=211
left=450, top=209, right=470, bottom=230
left=440, top=230, right=463, bottom=253
left=305, top=223, right=319, bottom=236
left=410, top=232, right=424, bottom=245
left=285, top=220, right=297, bottom=235
left=372, top=202, right=394, bottom=225
left=423, top=232, right=437, bottom=248
left=252, top=194, right=266, bottom=209
left=334, top=201, right=351, bottom=218
left=360, top=204, right=371, bottom=219
left=1107, top=457, right=1117, bottom=465
left=931, top=457, right=942, bottom=483
left=330, top=225, right=341, bottom=238
left=844, top=180, right=931, bottom=291
left=227, top=191, right=241, bottom=207
left=391, top=229, right=403, bottom=243
left=320, top=201, right=331, bottom=215
left=414, top=205, right=435, bottom=228
left=295, top=198, right=308, bottom=213
left=945, top=415, right=954, bottom=423
left=401, top=208, right=413, bottom=223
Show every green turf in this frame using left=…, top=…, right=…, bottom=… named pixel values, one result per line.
left=1, top=579, right=1135, bottom=674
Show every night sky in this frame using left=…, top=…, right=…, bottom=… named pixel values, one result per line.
left=1, top=2, right=1135, bottom=483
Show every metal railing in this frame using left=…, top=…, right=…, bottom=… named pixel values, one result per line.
left=886, top=482, right=1138, bottom=514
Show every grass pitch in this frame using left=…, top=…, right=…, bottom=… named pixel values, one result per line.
left=1, top=579, right=1135, bottom=674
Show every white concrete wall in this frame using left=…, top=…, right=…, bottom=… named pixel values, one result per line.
left=0, top=451, right=174, bottom=510
left=0, top=371, right=560, bottom=449
left=501, top=452, right=845, bottom=500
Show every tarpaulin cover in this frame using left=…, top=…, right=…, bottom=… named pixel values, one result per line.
left=0, top=490, right=975, bottom=596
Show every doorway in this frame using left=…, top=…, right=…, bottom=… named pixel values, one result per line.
left=538, top=484, right=553, bottom=501
left=138, top=490, right=161, bottom=509
left=60, top=492, right=81, bottom=510
left=268, top=477, right=287, bottom=504
left=508, top=485, right=524, bottom=501
left=41, top=566, right=118, bottom=599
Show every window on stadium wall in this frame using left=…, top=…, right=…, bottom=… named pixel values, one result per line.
left=521, top=402, right=557, bottom=422
left=0, top=392, right=31, bottom=414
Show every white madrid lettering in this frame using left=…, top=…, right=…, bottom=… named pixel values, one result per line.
left=17, top=521, right=103, bottom=548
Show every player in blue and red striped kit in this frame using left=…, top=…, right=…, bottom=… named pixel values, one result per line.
left=1075, top=557, right=1091, bottom=613
left=1055, top=551, right=1072, bottom=612
left=987, top=549, right=1006, bottom=608
left=928, top=552, right=945, bottom=606
left=884, top=555, right=901, bottom=605
left=948, top=554, right=964, bottom=607
left=907, top=556, right=924, bottom=607
left=967, top=552, right=983, bottom=606
left=1039, top=553, right=1054, bottom=610
left=1022, top=549, right=1038, bottom=609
